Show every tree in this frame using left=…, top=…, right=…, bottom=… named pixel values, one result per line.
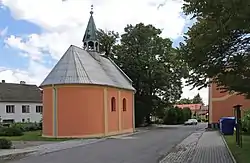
left=182, top=107, right=192, bottom=121
left=113, top=23, right=184, bottom=125
left=163, top=107, right=185, bottom=125
left=97, top=29, right=119, bottom=57
left=176, top=98, right=193, bottom=104
left=192, top=93, right=204, bottom=105
left=180, top=0, right=250, bottom=97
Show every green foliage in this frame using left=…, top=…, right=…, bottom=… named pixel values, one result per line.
left=0, top=126, right=23, bottom=136
left=192, top=93, right=204, bottom=105
left=177, top=94, right=203, bottom=105
left=242, top=110, right=250, bottom=134
left=12, top=123, right=41, bottom=132
left=0, top=138, right=12, bottom=149
left=182, top=107, right=192, bottom=121
left=163, top=107, right=187, bottom=125
left=97, top=29, right=119, bottom=57
left=176, top=98, right=193, bottom=104
left=181, top=0, right=250, bottom=97
left=98, top=23, right=184, bottom=126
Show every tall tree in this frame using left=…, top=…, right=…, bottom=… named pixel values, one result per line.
left=180, top=0, right=250, bottom=97
left=192, top=93, right=204, bottom=105
left=97, top=29, right=119, bottom=57
left=113, top=23, right=183, bottom=125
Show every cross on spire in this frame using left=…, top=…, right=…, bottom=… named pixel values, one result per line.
left=90, top=5, right=94, bottom=15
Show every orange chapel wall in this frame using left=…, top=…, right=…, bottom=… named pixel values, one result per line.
left=42, top=85, right=134, bottom=138
left=42, top=88, right=53, bottom=136
left=107, top=88, right=133, bottom=134
left=209, top=83, right=250, bottom=124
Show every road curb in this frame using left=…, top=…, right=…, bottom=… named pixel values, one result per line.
left=0, top=150, right=36, bottom=162
left=220, top=133, right=237, bottom=163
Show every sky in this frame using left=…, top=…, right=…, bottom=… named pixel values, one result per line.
left=0, top=0, right=208, bottom=105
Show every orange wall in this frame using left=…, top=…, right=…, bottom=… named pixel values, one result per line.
left=56, top=86, right=104, bottom=136
left=106, top=88, right=133, bottom=132
left=121, top=91, right=133, bottom=130
left=42, top=85, right=134, bottom=137
left=107, top=88, right=119, bottom=132
left=211, top=83, right=250, bottom=123
left=43, top=88, right=53, bottom=136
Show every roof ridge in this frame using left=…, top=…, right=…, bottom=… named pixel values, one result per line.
left=63, top=46, right=72, bottom=82
left=0, top=82, right=37, bottom=86
left=73, top=46, right=92, bottom=83
left=97, top=57, right=120, bottom=86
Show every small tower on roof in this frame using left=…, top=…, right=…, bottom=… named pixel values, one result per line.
left=83, top=5, right=99, bottom=52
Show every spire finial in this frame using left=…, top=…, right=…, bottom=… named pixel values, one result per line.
left=90, top=5, right=94, bottom=15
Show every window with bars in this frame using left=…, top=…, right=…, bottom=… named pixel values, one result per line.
left=22, top=105, right=30, bottom=113
left=6, top=105, right=15, bottom=113
left=36, top=106, right=43, bottom=113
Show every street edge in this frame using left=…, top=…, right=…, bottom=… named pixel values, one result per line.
left=220, top=132, right=237, bottom=163
left=0, top=128, right=150, bottom=161
left=39, top=129, right=150, bottom=155
left=0, top=150, right=36, bottom=161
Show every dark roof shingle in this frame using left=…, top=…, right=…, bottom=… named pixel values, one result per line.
left=0, top=83, right=42, bottom=103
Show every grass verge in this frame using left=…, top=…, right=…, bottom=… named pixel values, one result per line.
left=224, top=134, right=250, bottom=163
left=0, top=130, right=72, bottom=141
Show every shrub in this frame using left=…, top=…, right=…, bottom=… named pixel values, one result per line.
left=182, top=107, right=192, bottom=121
left=12, top=123, right=41, bottom=132
left=0, top=139, right=12, bottom=149
left=163, top=107, right=184, bottom=125
left=242, top=110, right=250, bottom=134
left=0, top=127, right=23, bottom=136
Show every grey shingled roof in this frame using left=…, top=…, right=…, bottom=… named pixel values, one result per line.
left=0, top=82, right=42, bottom=103
left=40, top=45, right=135, bottom=91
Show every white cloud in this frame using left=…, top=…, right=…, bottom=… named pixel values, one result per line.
left=0, top=27, right=8, bottom=37
left=1, top=0, right=207, bottom=103
left=0, top=60, right=50, bottom=85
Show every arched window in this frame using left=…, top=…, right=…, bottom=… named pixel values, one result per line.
left=123, top=98, right=126, bottom=111
left=111, top=97, right=116, bottom=111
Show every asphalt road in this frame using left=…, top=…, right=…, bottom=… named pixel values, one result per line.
left=9, top=123, right=207, bottom=163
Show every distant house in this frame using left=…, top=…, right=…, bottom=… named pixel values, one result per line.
left=0, top=80, right=43, bottom=123
left=197, top=105, right=208, bottom=120
left=175, top=104, right=202, bottom=114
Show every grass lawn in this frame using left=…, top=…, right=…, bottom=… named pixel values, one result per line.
left=224, top=134, right=250, bottom=163
left=0, top=130, right=73, bottom=141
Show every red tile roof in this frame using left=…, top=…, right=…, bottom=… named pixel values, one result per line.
left=175, top=104, right=202, bottom=111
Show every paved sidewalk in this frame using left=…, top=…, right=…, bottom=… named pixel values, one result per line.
left=160, top=130, right=235, bottom=163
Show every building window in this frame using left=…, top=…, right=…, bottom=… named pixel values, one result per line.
left=6, top=105, right=15, bottom=113
left=111, top=97, right=116, bottom=111
left=2, top=119, right=14, bottom=123
left=22, top=105, right=30, bottom=113
left=123, top=98, right=126, bottom=111
left=36, top=106, right=43, bottom=113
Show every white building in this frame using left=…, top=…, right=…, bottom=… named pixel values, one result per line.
left=0, top=80, right=43, bottom=123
